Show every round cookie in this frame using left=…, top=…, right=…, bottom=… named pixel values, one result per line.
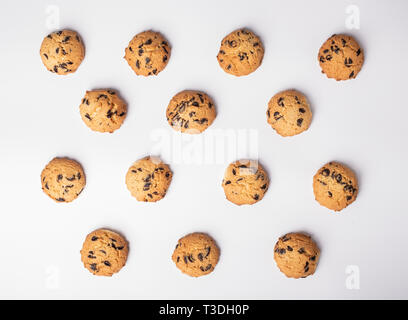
left=40, top=29, right=85, bottom=75
left=318, top=34, right=364, bottom=81
left=124, top=30, right=171, bottom=76
left=172, top=232, right=220, bottom=277
left=166, top=90, right=216, bottom=134
left=79, top=89, right=127, bottom=133
left=41, top=157, right=85, bottom=203
left=313, top=161, right=358, bottom=212
left=126, top=156, right=173, bottom=202
left=274, top=232, right=320, bottom=279
left=217, top=28, right=264, bottom=76
left=80, top=229, right=129, bottom=276
left=267, top=89, right=312, bottom=137
left=222, top=159, right=269, bottom=205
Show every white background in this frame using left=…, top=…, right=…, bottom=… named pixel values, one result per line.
left=0, top=0, right=407, bottom=299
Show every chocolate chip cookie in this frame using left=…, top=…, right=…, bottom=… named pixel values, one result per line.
left=124, top=30, right=171, bottom=76
left=222, top=159, right=269, bottom=205
left=41, top=157, right=85, bottom=203
left=125, top=156, right=173, bottom=202
left=79, top=89, right=127, bottom=133
left=267, top=89, right=312, bottom=137
left=217, top=28, right=264, bottom=76
left=313, top=161, right=358, bottom=211
left=40, top=29, right=85, bottom=75
left=166, top=90, right=216, bottom=134
left=274, top=232, right=320, bottom=279
left=80, top=229, right=129, bottom=276
left=172, top=232, right=220, bottom=277
left=318, top=34, right=364, bottom=81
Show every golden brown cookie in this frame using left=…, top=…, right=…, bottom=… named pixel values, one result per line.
left=318, top=34, right=364, bottom=81
left=172, top=232, right=220, bottom=277
left=80, top=229, right=129, bottom=277
left=222, top=159, right=269, bottom=205
left=40, top=29, right=85, bottom=75
left=124, top=30, right=171, bottom=76
left=217, top=28, right=264, bottom=76
left=313, top=161, right=358, bottom=212
left=274, top=232, right=320, bottom=279
left=267, top=90, right=312, bottom=137
left=41, top=157, right=85, bottom=203
left=79, top=89, right=127, bottom=133
left=166, top=90, right=216, bottom=134
left=125, top=156, right=173, bottom=202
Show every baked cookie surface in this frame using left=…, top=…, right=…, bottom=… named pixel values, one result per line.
left=267, top=90, right=312, bottom=137
left=274, top=232, right=320, bottom=279
left=79, top=89, right=127, bottom=133
left=124, top=30, right=170, bottom=76
left=40, top=29, right=85, bottom=75
left=41, top=157, right=85, bottom=203
left=172, top=232, right=220, bottom=277
left=313, top=161, right=358, bottom=211
left=222, top=159, right=269, bottom=205
left=318, top=34, right=364, bottom=81
left=166, top=90, right=216, bottom=134
left=217, top=28, right=264, bottom=76
left=126, top=156, right=172, bottom=202
left=80, top=229, right=129, bottom=276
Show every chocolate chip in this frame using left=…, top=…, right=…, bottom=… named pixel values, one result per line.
left=200, top=264, right=212, bottom=272
left=297, top=118, right=303, bottom=127
left=299, top=108, right=306, bottom=113
left=104, top=261, right=111, bottom=267
left=287, top=246, right=293, bottom=251
left=253, top=194, right=259, bottom=200
left=91, top=236, right=98, bottom=241
left=282, top=235, right=291, bottom=242
left=225, top=180, right=231, bottom=185
left=322, top=169, right=330, bottom=176
left=274, top=111, right=282, bottom=121
left=90, top=263, right=97, bottom=271
left=298, top=248, right=305, bottom=254
left=328, top=191, right=333, bottom=197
